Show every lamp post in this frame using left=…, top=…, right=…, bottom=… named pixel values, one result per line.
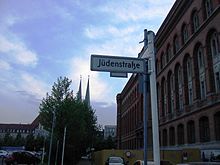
left=48, top=111, right=55, bottom=165
left=61, top=126, right=67, bottom=165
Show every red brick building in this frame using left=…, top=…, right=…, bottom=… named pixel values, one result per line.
left=117, top=0, right=220, bottom=153
left=116, top=71, right=154, bottom=150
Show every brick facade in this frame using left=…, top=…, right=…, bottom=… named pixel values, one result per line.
left=117, top=0, right=220, bottom=151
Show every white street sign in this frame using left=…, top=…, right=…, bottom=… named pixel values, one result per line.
left=110, top=72, right=128, bottom=78
left=91, top=54, right=145, bottom=73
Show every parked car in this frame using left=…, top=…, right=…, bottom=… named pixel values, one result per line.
left=105, top=156, right=128, bottom=165
left=0, top=150, right=8, bottom=158
left=4, top=151, right=41, bottom=165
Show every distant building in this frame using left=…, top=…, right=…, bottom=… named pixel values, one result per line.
left=104, top=125, right=116, bottom=140
left=0, top=115, right=48, bottom=139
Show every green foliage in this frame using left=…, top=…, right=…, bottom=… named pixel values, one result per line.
left=39, top=76, right=98, bottom=164
left=25, top=133, right=35, bottom=150
left=14, top=133, right=25, bottom=146
left=3, top=133, right=14, bottom=146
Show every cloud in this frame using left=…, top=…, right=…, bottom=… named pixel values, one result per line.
left=19, top=72, right=49, bottom=99
left=0, top=60, right=11, bottom=70
left=98, top=0, right=175, bottom=23
left=0, top=35, right=38, bottom=66
left=85, top=25, right=138, bottom=39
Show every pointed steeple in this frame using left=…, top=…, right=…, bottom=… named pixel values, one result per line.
left=77, top=76, right=82, bottom=101
left=85, top=75, right=90, bottom=106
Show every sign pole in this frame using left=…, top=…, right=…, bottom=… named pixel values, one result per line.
left=147, top=31, right=160, bottom=165
left=143, top=61, right=149, bottom=165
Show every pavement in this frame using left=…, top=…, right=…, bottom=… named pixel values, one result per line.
left=0, top=157, right=92, bottom=165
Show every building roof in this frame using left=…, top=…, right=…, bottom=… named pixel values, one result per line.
left=0, top=115, right=40, bottom=130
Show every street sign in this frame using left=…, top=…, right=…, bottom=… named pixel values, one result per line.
left=110, top=72, right=128, bottom=78
left=91, top=54, right=145, bottom=73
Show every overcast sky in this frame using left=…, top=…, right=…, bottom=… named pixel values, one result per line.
left=0, top=0, right=175, bottom=126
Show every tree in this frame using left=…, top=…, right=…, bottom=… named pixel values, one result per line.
left=39, top=76, right=98, bottom=164
left=14, top=133, right=25, bottom=146
left=25, top=133, right=35, bottom=150
left=3, top=133, right=14, bottom=146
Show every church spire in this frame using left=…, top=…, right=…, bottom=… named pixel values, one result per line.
left=77, top=75, right=82, bottom=101
left=85, top=75, right=90, bottom=106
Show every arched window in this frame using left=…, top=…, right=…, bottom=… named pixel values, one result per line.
left=169, top=127, right=175, bottom=146
left=161, top=52, right=166, bottom=69
left=177, top=124, right=184, bottom=145
left=197, top=46, right=207, bottom=99
left=199, top=116, right=210, bottom=142
left=210, top=32, right=219, bottom=58
left=166, top=44, right=172, bottom=62
left=182, top=24, right=189, bottom=44
left=161, top=78, right=166, bottom=117
left=178, top=67, right=184, bottom=110
left=214, top=112, right=220, bottom=140
left=175, top=64, right=183, bottom=111
left=156, top=59, right=159, bottom=74
left=192, top=10, right=200, bottom=33
left=167, top=72, right=174, bottom=114
left=173, top=35, right=180, bottom=54
left=208, top=31, right=220, bottom=93
left=186, top=57, right=193, bottom=105
left=162, top=129, right=168, bottom=146
left=204, top=0, right=213, bottom=18
left=187, top=120, right=195, bottom=143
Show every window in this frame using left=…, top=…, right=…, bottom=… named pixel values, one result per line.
left=186, top=58, right=193, bottom=104
left=197, top=46, right=207, bottom=99
left=214, top=112, right=220, bottom=140
left=156, top=59, right=159, bottom=74
left=216, top=72, right=220, bottom=92
left=162, top=129, right=168, bottom=146
left=187, top=58, right=192, bottom=80
left=192, top=11, right=200, bottom=33
left=161, top=53, right=166, bottom=69
left=177, top=124, right=184, bottom=145
left=209, top=31, right=220, bottom=93
left=187, top=121, right=195, bottom=143
left=174, top=35, right=180, bottom=54
left=167, top=45, right=172, bottom=62
left=205, top=0, right=213, bottom=17
left=188, top=85, right=193, bottom=105
left=182, top=24, right=189, bottom=44
left=198, top=47, right=205, bottom=69
left=201, top=80, right=206, bottom=99
left=199, top=116, right=210, bottom=142
left=169, top=127, right=175, bottom=146
left=211, top=33, right=219, bottom=58
left=168, top=73, right=174, bottom=114
left=178, top=67, right=184, bottom=110
left=161, top=79, right=166, bottom=117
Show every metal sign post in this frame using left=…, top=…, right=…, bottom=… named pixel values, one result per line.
left=143, top=61, right=149, bottom=165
